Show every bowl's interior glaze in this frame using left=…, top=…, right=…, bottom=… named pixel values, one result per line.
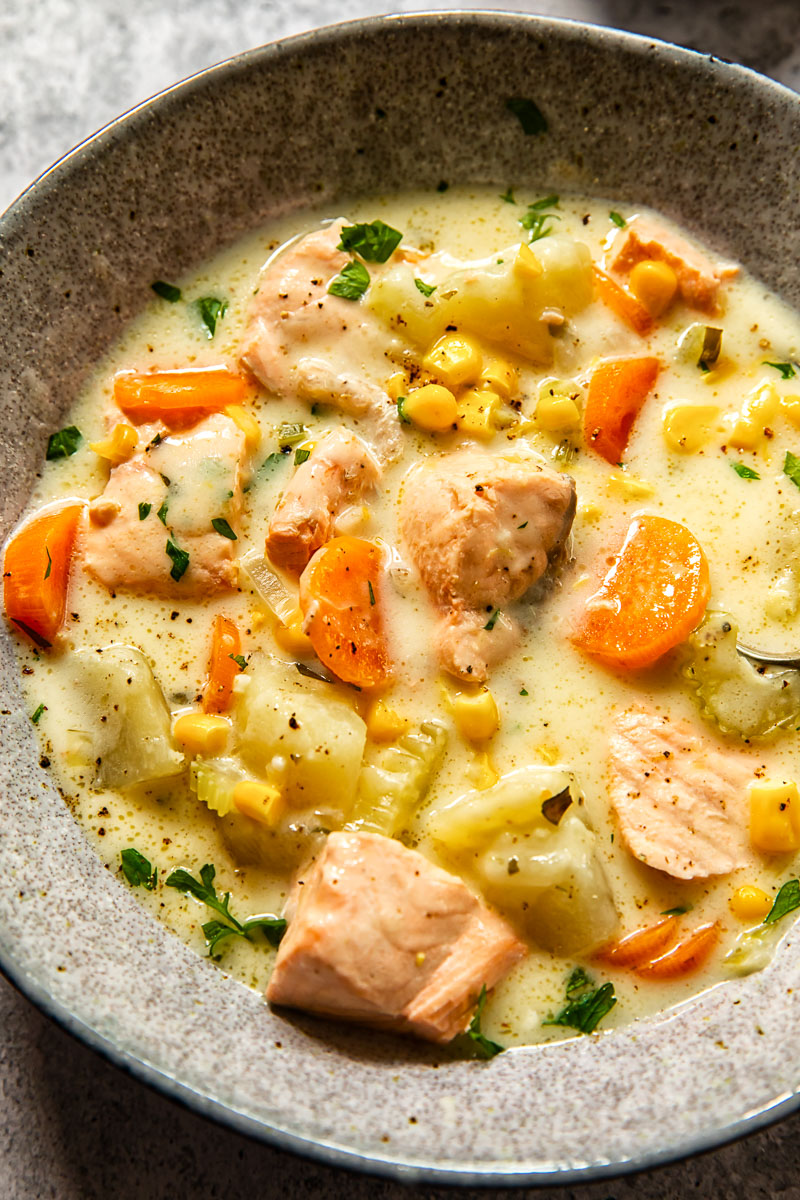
left=1, top=14, right=799, bottom=1184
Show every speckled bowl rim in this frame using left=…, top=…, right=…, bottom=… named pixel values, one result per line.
left=2, top=11, right=800, bottom=1186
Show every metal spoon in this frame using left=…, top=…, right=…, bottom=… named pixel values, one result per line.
left=736, top=640, right=800, bottom=671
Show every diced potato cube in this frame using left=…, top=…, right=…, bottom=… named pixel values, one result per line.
left=749, top=778, right=800, bottom=853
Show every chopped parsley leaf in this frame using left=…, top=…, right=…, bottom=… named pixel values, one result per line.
left=565, top=966, right=593, bottom=995
left=465, top=985, right=504, bottom=1058
left=328, top=259, right=370, bottom=301
left=519, top=688, right=528, bottom=696
left=505, top=96, right=548, bottom=136
left=732, top=462, right=760, bottom=480
left=166, top=863, right=286, bottom=954
left=764, top=878, right=800, bottom=925
left=337, top=220, right=403, bottom=263
left=499, top=187, right=516, bottom=204
left=661, top=905, right=691, bottom=916
left=165, top=539, right=190, bottom=581
left=414, top=278, right=437, bottom=297
left=484, top=608, right=500, bottom=631
left=294, top=448, right=311, bottom=466
left=764, top=361, right=796, bottom=379
left=211, top=517, right=237, bottom=540
left=520, top=196, right=560, bottom=243
left=609, top=211, right=626, bottom=228
left=229, top=653, right=247, bottom=670
left=397, top=396, right=411, bottom=424
left=138, top=502, right=151, bottom=521
left=31, top=703, right=46, bottom=724
left=151, top=280, right=182, bottom=303
left=368, top=580, right=376, bottom=606
left=194, top=295, right=228, bottom=337
left=543, top=979, right=617, bottom=1034
left=43, top=547, right=52, bottom=580
left=156, top=498, right=169, bottom=526
left=121, top=848, right=158, bottom=891
left=518, top=521, right=528, bottom=529
left=46, top=426, right=82, bottom=460
left=783, top=450, right=800, bottom=490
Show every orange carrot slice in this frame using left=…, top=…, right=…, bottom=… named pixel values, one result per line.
left=115, top=367, right=248, bottom=425
left=635, top=921, right=719, bottom=979
left=202, top=614, right=242, bottom=714
left=3, top=502, right=84, bottom=648
left=572, top=515, right=710, bottom=669
left=299, top=536, right=393, bottom=688
left=595, top=916, right=679, bottom=967
left=583, top=356, right=660, bottom=465
left=593, top=265, right=654, bottom=336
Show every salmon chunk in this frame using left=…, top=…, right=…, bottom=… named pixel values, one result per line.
left=609, top=708, right=752, bottom=880
left=266, top=831, right=526, bottom=1043
left=83, top=413, right=246, bottom=596
left=241, top=221, right=403, bottom=463
left=611, top=216, right=738, bottom=312
left=266, top=427, right=381, bottom=573
left=399, top=451, right=576, bottom=681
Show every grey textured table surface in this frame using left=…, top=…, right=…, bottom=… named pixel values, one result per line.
left=2, top=2, right=800, bottom=1197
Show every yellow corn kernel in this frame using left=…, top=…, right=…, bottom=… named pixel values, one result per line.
left=232, top=780, right=285, bottom=826
left=385, top=371, right=407, bottom=401
left=629, top=259, right=678, bottom=316
left=402, top=384, right=458, bottom=433
left=451, top=688, right=499, bottom=742
left=422, top=333, right=483, bottom=388
left=662, top=402, right=720, bottom=453
left=366, top=700, right=411, bottom=743
left=224, top=404, right=261, bottom=450
left=536, top=392, right=580, bottom=432
left=577, top=502, right=601, bottom=524
left=534, top=743, right=560, bottom=766
left=729, top=382, right=780, bottom=449
left=781, top=394, right=800, bottom=428
left=89, top=422, right=139, bottom=464
left=173, top=713, right=230, bottom=756
left=480, top=357, right=517, bottom=398
left=514, top=242, right=543, bottom=280
left=469, top=749, right=499, bottom=789
left=457, top=387, right=501, bottom=439
left=606, top=470, right=654, bottom=499
left=727, top=415, right=761, bottom=451
left=274, top=610, right=314, bottom=656
left=250, top=609, right=269, bottom=631
left=749, top=778, right=800, bottom=853
left=729, top=884, right=772, bottom=921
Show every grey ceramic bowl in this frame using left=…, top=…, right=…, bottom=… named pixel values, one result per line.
left=2, top=12, right=800, bottom=1186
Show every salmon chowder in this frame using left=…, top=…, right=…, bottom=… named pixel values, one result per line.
left=6, top=187, right=800, bottom=1053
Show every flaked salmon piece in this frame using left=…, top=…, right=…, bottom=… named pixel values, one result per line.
left=266, top=831, right=526, bottom=1044
left=610, top=216, right=738, bottom=312
left=609, top=708, right=752, bottom=880
left=241, top=221, right=404, bottom=463
left=83, top=413, right=246, bottom=596
left=399, top=450, right=576, bottom=681
left=266, top=427, right=381, bottom=573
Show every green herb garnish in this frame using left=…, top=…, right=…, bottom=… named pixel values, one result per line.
left=661, top=905, right=691, bottom=916
left=229, top=653, right=247, bottom=670
left=565, top=966, right=593, bottom=995
left=764, top=878, right=800, bottom=925
left=151, top=280, right=182, bottom=303
left=519, top=688, right=528, bottom=696
left=414, top=278, right=437, bottom=297
left=484, top=609, right=500, bottom=631
left=543, top=972, right=617, bottom=1035
left=732, top=462, right=760, bottom=480
left=165, top=863, right=286, bottom=954
left=520, top=195, right=560, bottom=243
left=43, top=547, right=52, bottom=580
left=328, top=259, right=371, bottom=301
left=466, top=985, right=504, bottom=1059
left=505, top=96, right=548, bottom=136
left=337, top=220, right=403, bottom=263
left=138, top=502, right=151, bottom=521
left=368, top=580, right=376, bottom=606
left=609, top=211, right=626, bottom=228
left=121, top=848, right=158, bottom=891
left=499, top=187, right=516, bottom=204
left=397, top=396, right=411, bottom=424
left=46, top=426, right=82, bottom=460
left=157, top=499, right=169, bottom=526
left=165, top=539, right=190, bottom=582
left=31, top=703, right=46, bottom=724
left=783, top=450, right=800, bottom=490
left=294, top=448, right=311, bottom=466
left=211, top=517, right=237, bottom=540
left=764, top=361, right=797, bottom=379
left=194, top=296, right=228, bottom=337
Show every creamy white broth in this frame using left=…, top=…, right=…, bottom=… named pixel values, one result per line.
left=12, top=186, right=800, bottom=1047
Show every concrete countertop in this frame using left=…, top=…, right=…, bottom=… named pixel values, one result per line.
left=2, top=2, right=799, bottom=1196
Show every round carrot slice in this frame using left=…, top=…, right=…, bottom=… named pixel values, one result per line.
left=595, top=915, right=679, bottom=968
left=202, top=614, right=242, bottom=714
left=3, top=501, right=84, bottom=648
left=299, top=536, right=393, bottom=688
left=635, top=921, right=719, bottom=979
left=583, top=356, right=660, bottom=465
left=572, top=515, right=710, bottom=669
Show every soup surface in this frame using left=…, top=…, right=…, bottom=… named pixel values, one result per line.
left=6, top=186, right=800, bottom=1051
